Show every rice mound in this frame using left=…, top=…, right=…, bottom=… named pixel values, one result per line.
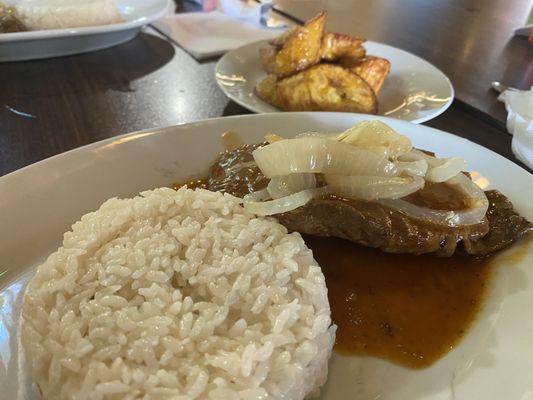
left=21, top=187, right=335, bottom=400
left=16, top=0, right=123, bottom=31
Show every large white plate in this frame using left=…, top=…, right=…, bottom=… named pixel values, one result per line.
left=215, top=40, right=454, bottom=124
left=0, top=0, right=172, bottom=62
left=0, top=113, right=531, bottom=399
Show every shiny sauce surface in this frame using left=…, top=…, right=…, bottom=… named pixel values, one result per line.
left=172, top=178, right=207, bottom=191
left=404, top=181, right=470, bottom=210
left=304, top=235, right=493, bottom=369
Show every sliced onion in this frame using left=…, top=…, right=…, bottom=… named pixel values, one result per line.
left=425, top=157, right=467, bottom=182
left=267, top=173, right=316, bottom=199
left=323, top=141, right=399, bottom=176
left=377, top=173, right=489, bottom=227
left=243, top=186, right=329, bottom=216
left=378, top=198, right=461, bottom=227
left=354, top=145, right=389, bottom=157
left=395, top=160, right=428, bottom=177
left=325, top=175, right=425, bottom=201
left=295, top=131, right=336, bottom=139
left=252, top=138, right=398, bottom=178
left=398, top=150, right=427, bottom=162
left=253, top=138, right=328, bottom=177
left=448, top=173, right=489, bottom=214
left=400, top=149, right=466, bottom=182
left=336, top=120, right=412, bottom=159
left=249, top=123, right=477, bottom=219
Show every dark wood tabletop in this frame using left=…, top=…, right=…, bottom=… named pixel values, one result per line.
left=0, top=2, right=531, bottom=177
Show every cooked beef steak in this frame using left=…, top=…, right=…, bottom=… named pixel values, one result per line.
left=207, top=144, right=532, bottom=256
left=274, top=196, right=488, bottom=256
left=462, top=190, right=532, bottom=255
left=207, top=143, right=268, bottom=198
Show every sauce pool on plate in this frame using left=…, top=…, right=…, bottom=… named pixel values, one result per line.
left=304, top=235, right=492, bottom=369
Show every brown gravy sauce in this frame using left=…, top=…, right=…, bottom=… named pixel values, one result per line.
left=221, top=131, right=245, bottom=151
left=304, top=235, right=493, bottom=369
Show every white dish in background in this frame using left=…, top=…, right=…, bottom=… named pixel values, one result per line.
left=0, top=113, right=531, bottom=399
left=0, top=0, right=172, bottom=62
left=215, top=40, right=455, bottom=124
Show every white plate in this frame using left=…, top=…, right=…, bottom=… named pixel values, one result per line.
left=0, top=0, right=172, bottom=62
left=215, top=40, right=454, bottom=124
left=0, top=113, right=531, bottom=399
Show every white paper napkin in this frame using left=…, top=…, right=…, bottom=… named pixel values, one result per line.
left=153, top=10, right=287, bottom=60
left=498, top=87, right=533, bottom=169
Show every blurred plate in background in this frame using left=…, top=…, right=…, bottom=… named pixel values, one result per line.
left=216, top=40, right=455, bottom=124
left=0, top=0, right=172, bottom=62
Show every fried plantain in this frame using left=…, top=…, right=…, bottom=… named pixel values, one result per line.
left=270, top=11, right=326, bottom=78
left=256, top=75, right=281, bottom=105
left=321, top=32, right=366, bottom=63
left=257, top=64, right=377, bottom=114
left=264, top=29, right=366, bottom=74
left=350, top=56, right=391, bottom=94
left=259, top=46, right=277, bottom=74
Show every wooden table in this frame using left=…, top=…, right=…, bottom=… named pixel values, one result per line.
left=0, top=2, right=530, bottom=177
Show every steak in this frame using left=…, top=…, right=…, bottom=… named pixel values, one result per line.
left=206, top=143, right=268, bottom=198
left=206, top=144, right=532, bottom=256
left=273, top=196, right=487, bottom=256
left=462, top=190, right=532, bottom=255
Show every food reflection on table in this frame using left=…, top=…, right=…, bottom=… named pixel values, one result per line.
left=256, top=12, right=391, bottom=114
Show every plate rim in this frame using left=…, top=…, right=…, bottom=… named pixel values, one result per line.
left=1, top=112, right=529, bottom=186
left=214, top=39, right=455, bottom=124
left=0, top=0, right=172, bottom=43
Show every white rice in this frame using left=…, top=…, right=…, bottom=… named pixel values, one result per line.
left=12, top=0, right=123, bottom=30
left=21, top=187, right=335, bottom=400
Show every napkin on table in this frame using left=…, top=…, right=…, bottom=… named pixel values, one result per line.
left=498, top=87, right=533, bottom=169
left=153, top=1, right=289, bottom=60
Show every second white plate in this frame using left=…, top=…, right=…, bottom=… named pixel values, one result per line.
left=0, top=0, right=172, bottom=62
left=215, top=40, right=454, bottom=124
